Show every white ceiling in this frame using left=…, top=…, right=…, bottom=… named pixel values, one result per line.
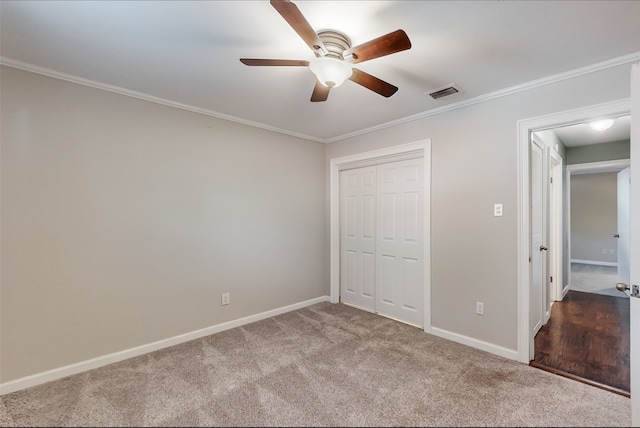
left=2, top=0, right=640, bottom=143
left=551, top=115, right=631, bottom=148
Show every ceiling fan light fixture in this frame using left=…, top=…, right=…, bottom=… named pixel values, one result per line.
left=589, top=118, right=615, bottom=132
left=240, top=1, right=411, bottom=101
left=309, top=56, right=352, bottom=88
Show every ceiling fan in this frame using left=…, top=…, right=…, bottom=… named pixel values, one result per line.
left=240, top=0, right=412, bottom=102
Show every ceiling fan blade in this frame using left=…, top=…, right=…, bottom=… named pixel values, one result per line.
left=240, top=58, right=309, bottom=66
left=343, top=29, right=411, bottom=64
left=349, top=68, right=398, bottom=98
left=270, top=0, right=328, bottom=57
left=310, top=80, right=330, bottom=102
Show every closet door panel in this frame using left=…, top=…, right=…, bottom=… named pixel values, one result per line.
left=339, top=166, right=376, bottom=311
left=376, top=159, right=424, bottom=327
left=340, top=158, right=424, bottom=327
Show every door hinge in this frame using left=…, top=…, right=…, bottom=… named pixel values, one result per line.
left=550, top=177, right=553, bottom=184
left=550, top=276, right=553, bottom=283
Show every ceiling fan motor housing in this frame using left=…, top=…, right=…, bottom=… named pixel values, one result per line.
left=316, top=30, right=352, bottom=59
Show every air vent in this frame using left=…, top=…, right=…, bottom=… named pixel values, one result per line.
left=428, top=85, right=459, bottom=100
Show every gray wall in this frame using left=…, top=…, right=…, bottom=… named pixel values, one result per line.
left=565, top=140, right=629, bottom=269
left=1, top=59, right=634, bottom=385
left=325, top=62, right=633, bottom=352
left=0, top=66, right=327, bottom=382
left=566, top=140, right=630, bottom=164
left=570, top=172, right=618, bottom=263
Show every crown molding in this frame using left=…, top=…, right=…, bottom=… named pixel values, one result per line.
left=0, top=57, right=324, bottom=143
left=324, top=50, right=640, bottom=143
left=3, top=50, right=640, bottom=145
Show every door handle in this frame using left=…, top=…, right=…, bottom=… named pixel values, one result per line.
left=616, top=282, right=640, bottom=298
left=539, top=245, right=548, bottom=251
left=614, top=233, right=620, bottom=238
left=617, top=282, right=629, bottom=291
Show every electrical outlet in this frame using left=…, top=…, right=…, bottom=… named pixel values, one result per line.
left=221, top=292, right=230, bottom=306
left=610, top=249, right=615, bottom=255
left=476, top=301, right=484, bottom=316
left=493, top=204, right=503, bottom=217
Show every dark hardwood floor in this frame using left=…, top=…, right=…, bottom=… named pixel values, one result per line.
left=530, top=290, right=630, bottom=397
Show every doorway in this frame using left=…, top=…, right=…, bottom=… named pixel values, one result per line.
left=524, top=111, right=631, bottom=393
left=566, top=160, right=630, bottom=297
left=517, top=99, right=631, bottom=363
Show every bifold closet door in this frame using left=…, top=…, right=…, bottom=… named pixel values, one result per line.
left=339, top=158, right=424, bottom=327
left=339, top=166, right=377, bottom=311
left=376, top=159, right=424, bottom=327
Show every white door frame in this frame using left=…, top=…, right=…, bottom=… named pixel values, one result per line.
left=549, top=149, right=564, bottom=303
left=517, top=99, right=630, bottom=363
left=618, top=166, right=631, bottom=286
left=329, top=139, right=432, bottom=333
left=629, top=61, right=639, bottom=425
left=529, top=134, right=547, bottom=357
left=565, top=159, right=630, bottom=290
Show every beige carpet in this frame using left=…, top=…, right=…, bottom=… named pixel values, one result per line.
left=0, top=302, right=630, bottom=427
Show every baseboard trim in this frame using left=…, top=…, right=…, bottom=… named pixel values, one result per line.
left=571, top=259, right=618, bottom=267
left=430, top=327, right=519, bottom=361
left=0, top=295, right=331, bottom=396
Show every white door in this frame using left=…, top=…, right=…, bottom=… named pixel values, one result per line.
left=530, top=137, right=546, bottom=357
left=340, top=166, right=377, bottom=311
left=376, top=158, right=424, bottom=327
left=630, top=62, right=639, bottom=425
left=617, top=167, right=630, bottom=285
left=339, top=158, right=425, bottom=327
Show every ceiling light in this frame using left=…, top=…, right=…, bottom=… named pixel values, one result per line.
left=309, top=57, right=352, bottom=88
left=589, top=119, right=615, bottom=132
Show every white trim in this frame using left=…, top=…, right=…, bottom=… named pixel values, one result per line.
left=570, top=259, right=619, bottom=267
left=628, top=61, right=639, bottom=426
left=0, top=58, right=324, bottom=144
left=0, top=295, right=330, bottom=396
left=430, top=327, right=518, bottom=361
left=325, top=51, right=640, bottom=143
left=549, top=149, right=564, bottom=303
left=4, top=50, right=640, bottom=145
left=517, top=99, right=631, bottom=363
left=329, top=140, right=432, bottom=332
left=567, top=159, right=630, bottom=174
